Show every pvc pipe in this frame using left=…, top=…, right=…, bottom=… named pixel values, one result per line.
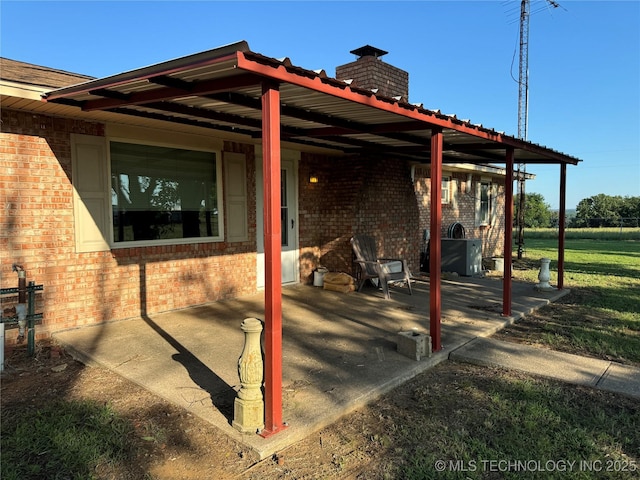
left=16, top=303, right=27, bottom=340
left=0, top=322, right=4, bottom=372
left=16, top=268, right=27, bottom=341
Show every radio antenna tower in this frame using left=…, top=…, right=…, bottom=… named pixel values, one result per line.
left=515, top=0, right=561, bottom=259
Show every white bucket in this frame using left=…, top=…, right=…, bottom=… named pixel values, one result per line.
left=313, top=268, right=328, bottom=287
left=491, top=257, right=504, bottom=272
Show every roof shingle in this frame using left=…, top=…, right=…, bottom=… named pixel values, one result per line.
left=0, top=57, right=93, bottom=89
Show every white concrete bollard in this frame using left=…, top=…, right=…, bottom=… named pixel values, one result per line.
left=232, top=317, right=265, bottom=433
left=536, top=257, right=555, bottom=291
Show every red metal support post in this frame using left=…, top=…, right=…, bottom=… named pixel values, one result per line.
left=503, top=148, right=515, bottom=316
left=429, top=128, right=443, bottom=351
left=260, top=81, right=287, bottom=437
left=558, top=163, right=567, bottom=290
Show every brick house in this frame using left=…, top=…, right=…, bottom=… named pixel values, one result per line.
left=1, top=42, right=580, bottom=433
left=1, top=41, right=577, bottom=344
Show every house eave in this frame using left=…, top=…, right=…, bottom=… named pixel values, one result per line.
left=37, top=41, right=581, bottom=168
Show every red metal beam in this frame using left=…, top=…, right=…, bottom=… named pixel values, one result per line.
left=302, top=121, right=430, bottom=137
left=81, top=73, right=263, bottom=111
left=503, top=148, right=515, bottom=316
left=558, top=163, right=567, bottom=289
left=429, top=128, right=443, bottom=352
left=260, top=81, right=287, bottom=437
left=236, top=52, right=580, bottom=165
left=298, top=126, right=362, bottom=137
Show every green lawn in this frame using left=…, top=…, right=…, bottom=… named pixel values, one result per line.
left=510, top=238, right=640, bottom=365
left=383, top=364, right=639, bottom=480
left=1, top=400, right=135, bottom=480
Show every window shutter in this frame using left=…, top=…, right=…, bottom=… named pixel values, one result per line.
left=224, top=152, right=248, bottom=242
left=71, top=134, right=110, bottom=252
left=451, top=176, right=458, bottom=209
left=474, top=181, right=482, bottom=226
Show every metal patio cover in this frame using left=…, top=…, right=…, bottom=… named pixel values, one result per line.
left=42, top=40, right=581, bottom=436
left=43, top=40, right=580, bottom=167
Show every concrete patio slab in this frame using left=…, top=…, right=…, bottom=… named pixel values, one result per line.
left=53, top=276, right=570, bottom=460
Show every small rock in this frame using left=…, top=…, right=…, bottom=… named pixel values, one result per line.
left=51, top=363, right=67, bottom=372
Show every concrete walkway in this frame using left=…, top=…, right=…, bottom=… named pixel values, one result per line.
left=450, top=337, right=640, bottom=399
left=51, top=277, right=639, bottom=460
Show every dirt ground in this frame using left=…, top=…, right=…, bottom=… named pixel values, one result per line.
left=2, top=295, right=636, bottom=479
left=1, top=338, right=498, bottom=480
left=1, top=339, right=419, bottom=479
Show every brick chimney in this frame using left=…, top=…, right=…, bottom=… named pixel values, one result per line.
left=335, top=45, right=409, bottom=101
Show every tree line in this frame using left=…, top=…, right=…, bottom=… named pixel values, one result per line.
left=515, top=193, right=640, bottom=228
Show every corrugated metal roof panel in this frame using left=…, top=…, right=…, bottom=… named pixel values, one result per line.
left=11, top=41, right=581, bottom=166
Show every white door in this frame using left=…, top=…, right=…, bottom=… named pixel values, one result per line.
left=256, top=154, right=299, bottom=288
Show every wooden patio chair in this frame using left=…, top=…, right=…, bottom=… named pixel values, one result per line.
left=350, top=234, right=413, bottom=300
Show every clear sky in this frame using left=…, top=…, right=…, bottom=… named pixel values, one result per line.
left=2, top=0, right=638, bottom=210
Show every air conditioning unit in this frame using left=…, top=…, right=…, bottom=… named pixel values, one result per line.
left=441, top=239, right=482, bottom=276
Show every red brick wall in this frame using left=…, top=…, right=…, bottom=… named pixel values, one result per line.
left=1, top=109, right=257, bottom=343
left=413, top=166, right=506, bottom=262
left=299, top=153, right=420, bottom=282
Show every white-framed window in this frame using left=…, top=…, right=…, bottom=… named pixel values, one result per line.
left=110, top=141, right=223, bottom=244
left=476, top=178, right=492, bottom=226
left=71, top=132, right=231, bottom=252
left=441, top=175, right=451, bottom=205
